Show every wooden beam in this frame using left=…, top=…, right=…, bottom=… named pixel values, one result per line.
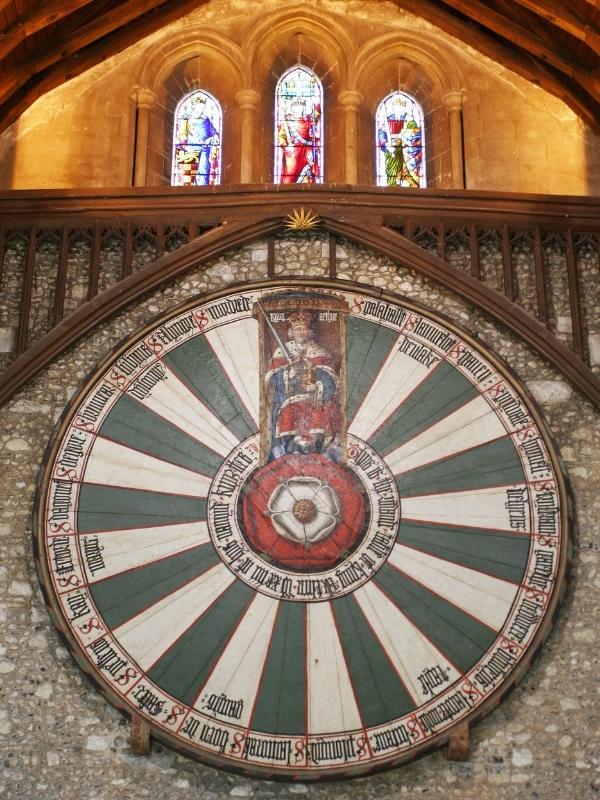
left=52, top=225, right=69, bottom=325
left=130, top=714, right=151, bottom=756
left=0, top=0, right=209, bottom=131
left=325, top=218, right=600, bottom=407
left=447, top=722, right=470, bottom=761
left=391, top=0, right=600, bottom=131
left=0, top=0, right=96, bottom=62
left=16, top=226, right=36, bottom=355
left=0, top=217, right=284, bottom=408
left=3, top=185, right=600, bottom=229
left=531, top=228, right=548, bottom=324
left=1, top=205, right=598, bottom=410
left=328, top=232, right=337, bottom=278
left=501, top=223, right=515, bottom=301
left=0, top=0, right=16, bottom=16
left=267, top=236, right=275, bottom=277
left=436, top=0, right=590, bottom=82
left=565, top=228, right=585, bottom=360
left=0, top=0, right=173, bottom=104
left=469, top=223, right=481, bottom=281
left=493, top=0, right=598, bottom=63
left=31, top=0, right=175, bottom=78
left=510, top=0, right=600, bottom=53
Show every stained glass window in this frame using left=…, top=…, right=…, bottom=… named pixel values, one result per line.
left=172, top=90, right=222, bottom=186
left=376, top=92, right=425, bottom=188
left=274, top=66, right=323, bottom=184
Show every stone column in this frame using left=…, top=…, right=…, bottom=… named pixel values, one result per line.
left=131, top=87, right=157, bottom=187
left=338, top=90, right=363, bottom=185
left=443, top=90, right=465, bottom=189
left=235, top=89, right=261, bottom=183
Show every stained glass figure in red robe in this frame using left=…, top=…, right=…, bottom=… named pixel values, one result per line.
left=274, top=66, right=323, bottom=184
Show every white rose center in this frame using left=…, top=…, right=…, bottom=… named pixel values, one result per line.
left=268, top=477, right=340, bottom=547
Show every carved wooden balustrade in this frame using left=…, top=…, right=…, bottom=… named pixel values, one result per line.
left=0, top=186, right=599, bottom=407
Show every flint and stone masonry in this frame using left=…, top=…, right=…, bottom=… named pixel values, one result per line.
left=0, top=233, right=599, bottom=799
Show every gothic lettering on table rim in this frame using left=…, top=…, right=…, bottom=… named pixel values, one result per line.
left=34, top=280, right=569, bottom=780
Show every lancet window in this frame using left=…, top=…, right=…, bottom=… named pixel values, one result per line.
left=376, top=92, right=425, bottom=187
left=172, top=90, right=222, bottom=186
left=274, top=65, right=323, bottom=184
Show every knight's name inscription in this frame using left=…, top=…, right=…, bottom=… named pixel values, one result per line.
left=38, top=283, right=566, bottom=779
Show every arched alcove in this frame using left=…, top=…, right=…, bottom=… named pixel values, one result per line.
left=355, top=31, right=465, bottom=187
left=134, top=32, right=244, bottom=185
left=242, top=9, right=353, bottom=182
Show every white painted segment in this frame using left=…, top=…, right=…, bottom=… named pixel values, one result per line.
left=349, top=346, right=430, bottom=440
left=114, top=563, right=234, bottom=671
left=389, top=544, right=516, bottom=631
left=194, top=593, right=279, bottom=726
left=355, top=581, right=460, bottom=703
left=206, top=318, right=260, bottom=428
left=401, top=484, right=530, bottom=533
left=142, top=365, right=239, bottom=457
left=87, top=521, right=210, bottom=583
left=84, top=436, right=212, bottom=497
left=307, top=602, right=363, bottom=734
left=387, top=395, right=506, bottom=476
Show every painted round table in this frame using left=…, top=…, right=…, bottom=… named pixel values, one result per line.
left=35, top=280, right=568, bottom=779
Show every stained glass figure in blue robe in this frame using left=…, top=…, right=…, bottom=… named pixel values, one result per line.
left=172, top=91, right=222, bottom=186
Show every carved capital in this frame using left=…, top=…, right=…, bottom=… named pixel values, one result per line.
left=442, top=90, right=465, bottom=112
left=132, top=87, right=157, bottom=109
left=235, top=89, right=261, bottom=110
left=338, top=89, right=363, bottom=111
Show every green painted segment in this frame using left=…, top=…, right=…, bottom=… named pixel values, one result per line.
left=100, top=393, right=223, bottom=476
left=90, top=543, right=220, bottom=630
left=250, top=602, right=306, bottom=736
left=397, top=521, right=530, bottom=584
left=375, top=564, right=497, bottom=673
left=148, top=580, right=254, bottom=706
left=331, top=594, right=416, bottom=727
left=164, top=337, right=257, bottom=442
left=77, top=484, right=207, bottom=533
left=396, top=435, right=524, bottom=497
left=346, top=316, right=398, bottom=423
left=370, top=361, right=479, bottom=457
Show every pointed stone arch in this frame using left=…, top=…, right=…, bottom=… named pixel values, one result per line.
left=241, top=8, right=356, bottom=183
left=354, top=31, right=466, bottom=187
left=133, top=31, right=244, bottom=186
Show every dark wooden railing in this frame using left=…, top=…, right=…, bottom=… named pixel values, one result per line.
left=390, top=220, right=599, bottom=366
left=0, top=186, right=599, bottom=406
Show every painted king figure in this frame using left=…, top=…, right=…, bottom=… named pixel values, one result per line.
left=265, top=310, right=339, bottom=460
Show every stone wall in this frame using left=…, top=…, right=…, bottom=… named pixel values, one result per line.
left=1, top=232, right=599, bottom=799
left=0, top=0, right=599, bottom=194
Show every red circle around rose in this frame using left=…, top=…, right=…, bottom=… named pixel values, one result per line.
left=240, top=453, right=368, bottom=571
